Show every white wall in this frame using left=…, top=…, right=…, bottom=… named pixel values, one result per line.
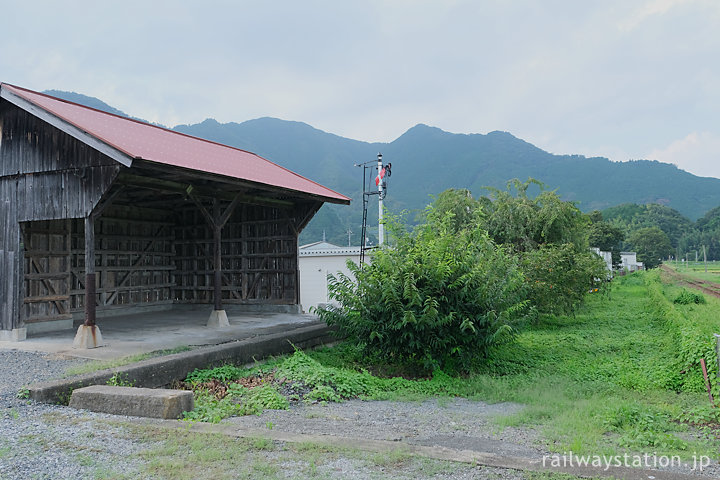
left=299, top=254, right=361, bottom=312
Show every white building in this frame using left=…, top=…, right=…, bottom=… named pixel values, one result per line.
left=620, top=251, right=644, bottom=272
left=298, top=242, right=363, bottom=312
left=591, top=247, right=613, bottom=273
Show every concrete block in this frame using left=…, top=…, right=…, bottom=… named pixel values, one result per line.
left=27, top=318, right=73, bottom=335
left=0, top=328, right=27, bottom=342
left=69, top=385, right=194, bottom=419
left=73, top=325, right=104, bottom=349
left=207, top=310, right=229, bottom=328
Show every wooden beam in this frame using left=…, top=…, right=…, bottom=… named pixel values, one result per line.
left=103, top=225, right=166, bottom=306
left=187, top=191, right=215, bottom=229
left=190, top=240, right=241, bottom=300
left=0, top=87, right=134, bottom=167
left=295, top=202, right=322, bottom=232
left=29, top=258, right=67, bottom=314
left=116, top=172, right=294, bottom=208
left=217, top=193, right=244, bottom=228
left=92, top=185, right=125, bottom=218
left=84, top=215, right=96, bottom=326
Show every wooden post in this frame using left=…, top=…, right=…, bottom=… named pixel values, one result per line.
left=213, top=201, right=223, bottom=311
left=84, top=215, right=96, bottom=327
left=715, top=334, right=720, bottom=379
left=188, top=191, right=242, bottom=325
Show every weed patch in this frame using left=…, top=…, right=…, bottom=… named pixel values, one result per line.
left=64, top=345, right=193, bottom=377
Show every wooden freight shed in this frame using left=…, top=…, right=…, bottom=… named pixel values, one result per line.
left=0, top=83, right=349, bottom=346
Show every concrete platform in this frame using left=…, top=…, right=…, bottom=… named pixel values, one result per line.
left=0, top=308, right=321, bottom=361
left=28, top=322, right=337, bottom=404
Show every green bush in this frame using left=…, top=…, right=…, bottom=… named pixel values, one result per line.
left=673, top=289, right=706, bottom=305
left=520, top=243, right=607, bottom=315
left=604, top=403, right=687, bottom=450
left=317, top=212, right=528, bottom=373
left=276, top=349, right=378, bottom=399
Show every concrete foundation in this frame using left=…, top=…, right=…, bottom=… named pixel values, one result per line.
left=69, top=385, right=193, bottom=419
left=4, top=309, right=322, bottom=360
left=73, top=325, right=104, bottom=349
left=28, top=322, right=337, bottom=404
left=0, top=328, right=27, bottom=342
left=27, top=318, right=73, bottom=335
left=207, top=310, right=229, bottom=328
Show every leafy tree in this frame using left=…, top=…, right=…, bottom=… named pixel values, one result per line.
left=587, top=213, right=625, bottom=268
left=318, top=183, right=610, bottom=371
left=422, top=188, right=482, bottom=233
left=480, top=179, right=604, bottom=315
left=695, top=205, right=720, bottom=231
left=521, top=244, right=607, bottom=315
left=317, top=210, right=527, bottom=373
left=627, top=227, right=673, bottom=269
left=482, top=179, right=588, bottom=252
left=602, top=203, right=692, bottom=249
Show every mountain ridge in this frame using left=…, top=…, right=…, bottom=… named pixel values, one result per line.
left=42, top=89, right=720, bottom=245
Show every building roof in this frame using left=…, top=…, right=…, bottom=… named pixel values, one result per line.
left=299, top=241, right=362, bottom=256
left=0, top=83, right=349, bottom=204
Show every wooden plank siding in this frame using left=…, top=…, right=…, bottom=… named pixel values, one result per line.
left=173, top=203, right=303, bottom=305
left=21, top=220, right=71, bottom=324
left=68, top=206, right=175, bottom=314
left=1, top=102, right=121, bottom=330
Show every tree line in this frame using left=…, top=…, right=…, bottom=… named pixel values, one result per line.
left=594, top=202, right=720, bottom=269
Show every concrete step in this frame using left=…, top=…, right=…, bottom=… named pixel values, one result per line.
left=69, top=385, right=194, bottom=419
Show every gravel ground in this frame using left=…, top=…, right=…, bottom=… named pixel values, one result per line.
left=0, top=350, right=543, bottom=480
left=225, top=397, right=545, bottom=458
left=0, top=350, right=151, bottom=480
left=2, top=349, right=720, bottom=479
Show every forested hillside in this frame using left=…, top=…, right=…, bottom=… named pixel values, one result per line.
left=601, top=203, right=720, bottom=261
left=46, top=90, right=720, bottom=246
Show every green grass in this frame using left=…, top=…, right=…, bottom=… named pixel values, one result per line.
left=64, top=345, right=193, bottom=377
left=183, top=272, right=720, bottom=460
left=665, top=261, right=720, bottom=283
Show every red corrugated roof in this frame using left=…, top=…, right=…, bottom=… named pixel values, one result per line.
left=0, top=83, right=350, bottom=204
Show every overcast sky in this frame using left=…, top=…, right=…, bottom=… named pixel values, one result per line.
left=2, top=0, right=719, bottom=178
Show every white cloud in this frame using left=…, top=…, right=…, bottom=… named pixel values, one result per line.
left=647, top=132, right=720, bottom=178
left=2, top=0, right=720, bottom=161
left=618, top=0, right=695, bottom=31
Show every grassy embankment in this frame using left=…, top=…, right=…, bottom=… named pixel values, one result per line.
left=181, top=271, right=720, bottom=459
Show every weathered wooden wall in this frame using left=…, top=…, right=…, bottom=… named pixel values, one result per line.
left=21, top=220, right=71, bottom=326
left=174, top=203, right=300, bottom=305
left=69, top=205, right=175, bottom=315
left=0, top=101, right=118, bottom=330
left=0, top=177, right=21, bottom=331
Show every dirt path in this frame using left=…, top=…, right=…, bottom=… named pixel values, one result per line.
left=660, top=264, right=720, bottom=298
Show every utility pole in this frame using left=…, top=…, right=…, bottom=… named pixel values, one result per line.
left=377, top=153, right=384, bottom=245
left=356, top=153, right=391, bottom=265
left=704, top=245, right=708, bottom=273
